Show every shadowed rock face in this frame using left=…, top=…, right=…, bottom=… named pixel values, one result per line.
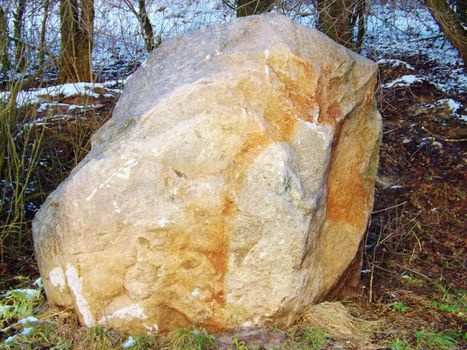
left=32, top=13, right=381, bottom=334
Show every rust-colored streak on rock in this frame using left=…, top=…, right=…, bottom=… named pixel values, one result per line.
left=266, top=53, right=318, bottom=125
left=181, top=204, right=228, bottom=302
left=203, top=132, right=271, bottom=326
left=222, top=195, right=236, bottom=217
left=320, top=102, right=342, bottom=126
left=325, top=116, right=368, bottom=231
left=225, top=132, right=270, bottom=188
left=326, top=160, right=366, bottom=230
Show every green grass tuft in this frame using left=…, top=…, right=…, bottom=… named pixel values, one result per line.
left=169, top=328, right=215, bottom=350
left=391, top=301, right=409, bottom=313
left=415, top=329, right=457, bottom=350
left=302, top=327, right=328, bottom=350
left=389, top=338, right=412, bottom=350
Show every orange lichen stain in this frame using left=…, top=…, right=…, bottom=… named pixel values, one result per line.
left=205, top=281, right=226, bottom=307
left=363, top=78, right=377, bottom=108
left=222, top=195, right=237, bottom=217
left=326, top=160, right=367, bottom=230
left=178, top=204, right=227, bottom=282
left=320, top=102, right=342, bottom=126
left=325, top=117, right=368, bottom=231
left=266, top=53, right=318, bottom=125
left=225, top=132, right=270, bottom=188
left=263, top=101, right=297, bottom=142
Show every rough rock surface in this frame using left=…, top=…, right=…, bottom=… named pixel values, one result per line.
left=33, top=13, right=381, bottom=334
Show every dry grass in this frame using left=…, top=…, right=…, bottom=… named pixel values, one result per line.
left=298, top=301, right=376, bottom=349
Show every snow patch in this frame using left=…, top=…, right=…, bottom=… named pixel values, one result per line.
left=33, top=278, right=42, bottom=288
left=377, top=58, right=415, bottom=70
left=4, top=335, right=17, bottom=343
left=0, top=305, right=12, bottom=315
left=6, top=289, right=40, bottom=300
left=121, top=336, right=135, bottom=348
left=20, top=327, right=34, bottom=336
left=383, top=74, right=423, bottom=89
left=0, top=82, right=110, bottom=108
left=19, top=316, right=38, bottom=325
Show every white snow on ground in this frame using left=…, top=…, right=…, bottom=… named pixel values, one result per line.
left=20, top=327, right=34, bottom=336
left=37, top=102, right=70, bottom=113
left=0, top=305, right=12, bottom=314
left=365, top=2, right=460, bottom=64
left=18, top=316, right=39, bottom=325
left=121, top=336, right=136, bottom=349
left=377, top=58, right=415, bottom=70
left=364, top=1, right=465, bottom=93
left=4, top=335, right=17, bottom=344
left=0, top=1, right=464, bottom=116
left=0, top=80, right=124, bottom=108
left=383, top=75, right=424, bottom=88
left=5, top=289, right=41, bottom=300
left=443, top=99, right=461, bottom=112
left=414, top=98, right=467, bottom=121
left=33, top=278, right=42, bottom=288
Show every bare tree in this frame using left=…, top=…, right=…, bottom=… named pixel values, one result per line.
left=0, top=6, right=9, bottom=76
left=223, top=0, right=275, bottom=17
left=13, top=0, right=26, bottom=70
left=353, top=0, right=366, bottom=52
left=122, top=0, right=158, bottom=52
left=38, top=0, right=50, bottom=67
left=426, top=0, right=466, bottom=65
left=316, top=0, right=366, bottom=50
left=59, top=0, right=94, bottom=82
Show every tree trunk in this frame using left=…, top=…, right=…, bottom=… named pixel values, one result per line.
left=426, top=0, right=467, bottom=65
left=317, top=0, right=356, bottom=48
left=76, top=0, right=94, bottom=82
left=39, top=0, right=50, bottom=67
left=354, top=0, right=366, bottom=52
left=13, top=0, right=26, bottom=70
left=60, top=0, right=79, bottom=82
left=59, top=0, right=94, bottom=83
left=0, top=7, right=9, bottom=76
left=236, top=0, right=275, bottom=17
left=138, top=0, right=155, bottom=52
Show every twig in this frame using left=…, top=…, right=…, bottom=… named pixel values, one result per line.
left=372, top=201, right=407, bottom=214
left=394, top=263, right=433, bottom=282
left=421, top=126, right=467, bottom=143
left=408, top=34, right=444, bottom=42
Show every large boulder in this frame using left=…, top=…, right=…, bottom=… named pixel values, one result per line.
left=33, top=13, right=381, bottom=334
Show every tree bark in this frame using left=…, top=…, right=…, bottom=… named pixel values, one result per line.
left=0, top=7, right=9, bottom=76
left=59, top=0, right=94, bottom=82
left=138, top=0, right=155, bottom=52
left=122, top=0, right=157, bottom=53
left=39, top=0, right=50, bottom=67
left=426, top=0, right=467, bottom=65
left=13, top=0, right=26, bottom=70
left=76, top=0, right=94, bottom=81
left=317, top=0, right=356, bottom=48
left=235, top=0, right=275, bottom=17
left=354, top=0, right=366, bottom=52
